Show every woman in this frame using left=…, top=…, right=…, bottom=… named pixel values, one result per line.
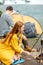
left=0, top=21, right=30, bottom=65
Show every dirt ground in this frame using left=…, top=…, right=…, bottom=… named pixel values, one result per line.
left=18, top=52, right=43, bottom=65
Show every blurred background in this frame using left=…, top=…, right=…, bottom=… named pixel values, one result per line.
left=0, top=0, right=43, bottom=49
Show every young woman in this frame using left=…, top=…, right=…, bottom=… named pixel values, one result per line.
left=0, top=21, right=30, bottom=65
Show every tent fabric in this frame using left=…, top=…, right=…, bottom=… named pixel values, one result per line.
left=11, top=14, right=42, bottom=34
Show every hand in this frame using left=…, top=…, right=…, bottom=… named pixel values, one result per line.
left=23, top=51, right=31, bottom=55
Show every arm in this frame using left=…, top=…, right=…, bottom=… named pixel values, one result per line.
left=21, top=50, right=31, bottom=56
left=5, top=14, right=14, bottom=27
left=11, top=35, right=23, bottom=54
left=22, top=34, right=28, bottom=41
left=1, top=13, right=14, bottom=28
left=11, top=34, right=30, bottom=55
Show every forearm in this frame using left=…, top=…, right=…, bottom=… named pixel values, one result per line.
left=22, top=50, right=30, bottom=55
left=22, top=35, right=28, bottom=41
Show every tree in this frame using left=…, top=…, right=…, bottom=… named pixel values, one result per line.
left=0, top=10, right=3, bottom=17
left=0, top=0, right=5, bottom=5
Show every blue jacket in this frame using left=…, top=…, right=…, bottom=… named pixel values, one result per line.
left=0, top=13, right=14, bottom=36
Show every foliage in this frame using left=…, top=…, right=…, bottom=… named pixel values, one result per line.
left=0, top=10, right=3, bottom=17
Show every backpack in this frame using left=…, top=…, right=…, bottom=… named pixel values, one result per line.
left=24, top=22, right=37, bottom=38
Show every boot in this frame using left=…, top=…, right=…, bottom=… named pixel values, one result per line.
left=24, top=46, right=32, bottom=52
left=25, top=46, right=36, bottom=52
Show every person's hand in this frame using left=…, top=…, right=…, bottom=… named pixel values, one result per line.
left=14, top=55, right=18, bottom=60
left=23, top=51, right=31, bottom=55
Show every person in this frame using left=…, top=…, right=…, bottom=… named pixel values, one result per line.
left=0, top=6, right=14, bottom=38
left=11, top=12, right=35, bottom=52
left=0, top=21, right=30, bottom=65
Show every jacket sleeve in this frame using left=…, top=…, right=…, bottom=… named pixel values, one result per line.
left=11, top=35, right=23, bottom=54
left=5, top=14, right=14, bottom=27
left=1, top=13, right=14, bottom=27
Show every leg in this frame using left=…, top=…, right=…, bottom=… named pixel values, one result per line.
left=22, top=39, right=32, bottom=52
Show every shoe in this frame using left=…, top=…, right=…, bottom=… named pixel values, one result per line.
left=36, top=53, right=43, bottom=60
left=25, top=46, right=31, bottom=52
left=25, top=46, right=36, bottom=52
left=36, top=56, right=40, bottom=60
left=31, top=49, right=37, bottom=52
left=12, top=58, right=25, bottom=65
